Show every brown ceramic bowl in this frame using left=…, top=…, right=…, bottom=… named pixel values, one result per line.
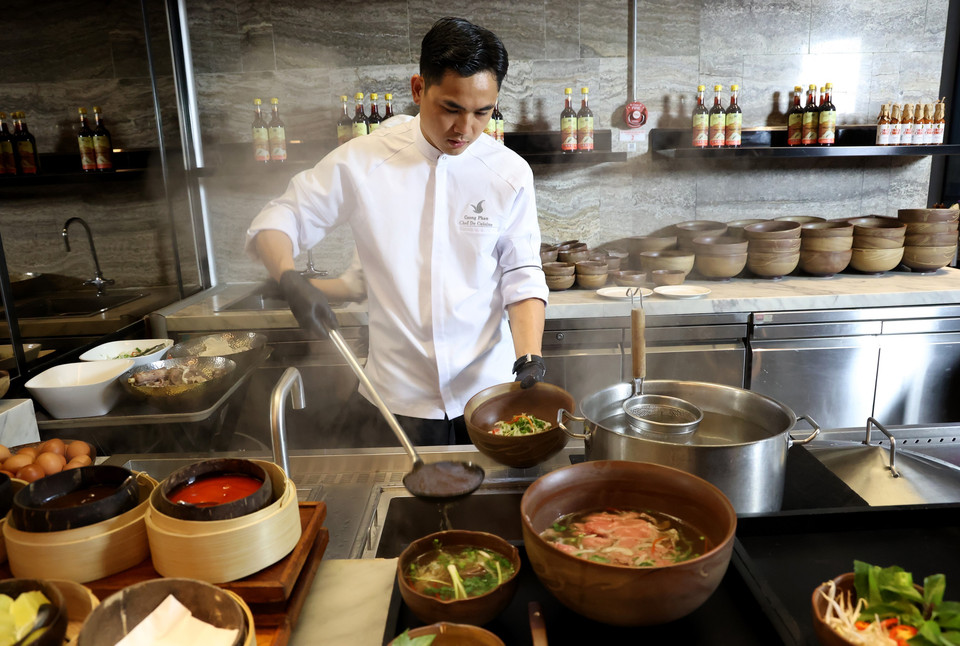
left=545, top=275, right=575, bottom=291
left=901, top=245, right=957, bottom=271
left=464, top=382, right=575, bottom=468
left=850, top=217, right=907, bottom=239
left=650, top=269, right=686, bottom=286
left=542, top=262, right=575, bottom=276
left=575, top=273, right=608, bottom=289
left=556, top=239, right=581, bottom=249
left=776, top=215, right=826, bottom=224
left=639, top=250, right=696, bottom=276
left=747, top=237, right=801, bottom=251
left=903, top=220, right=958, bottom=234
left=539, top=244, right=558, bottom=263
left=801, top=221, right=854, bottom=238
left=801, top=236, right=853, bottom=252
left=691, top=236, right=748, bottom=256
left=558, top=245, right=590, bottom=264
left=520, top=460, right=736, bottom=626
left=695, top=253, right=747, bottom=279
left=627, top=235, right=677, bottom=254
left=397, top=530, right=521, bottom=626
left=744, top=220, right=801, bottom=239
left=575, top=260, right=608, bottom=276
left=849, top=247, right=904, bottom=273
left=904, top=232, right=958, bottom=247
left=725, top=219, right=766, bottom=240
left=612, top=270, right=648, bottom=287
left=897, top=208, right=960, bottom=223
left=389, top=623, right=504, bottom=646
left=851, top=235, right=904, bottom=249
left=675, top=221, right=728, bottom=251
left=746, top=251, right=800, bottom=277
left=799, top=249, right=852, bottom=276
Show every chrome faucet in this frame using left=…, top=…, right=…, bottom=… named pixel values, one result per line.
left=270, top=367, right=305, bottom=476
left=300, top=249, right=328, bottom=279
left=62, top=217, right=114, bottom=294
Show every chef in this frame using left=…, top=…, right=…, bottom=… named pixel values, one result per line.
left=246, top=17, right=548, bottom=447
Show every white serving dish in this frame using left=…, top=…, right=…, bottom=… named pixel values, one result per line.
left=25, top=359, right=135, bottom=419
left=79, top=339, right=173, bottom=368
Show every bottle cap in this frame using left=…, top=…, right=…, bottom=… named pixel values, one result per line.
left=370, top=93, right=378, bottom=100
left=340, top=95, right=347, bottom=101
left=355, top=92, right=364, bottom=100
left=78, top=107, right=87, bottom=114
left=809, top=84, right=817, bottom=90
left=697, top=85, right=705, bottom=91
left=731, top=84, right=739, bottom=91
left=0, top=113, right=5, bottom=119
left=385, top=93, right=393, bottom=100
left=581, top=87, right=589, bottom=93
left=794, top=85, right=802, bottom=91
left=253, top=98, right=262, bottom=105
left=93, top=106, right=101, bottom=112
left=564, top=88, right=572, bottom=94
left=714, top=84, right=722, bottom=91
left=271, top=98, right=279, bottom=104
left=825, top=82, right=833, bottom=89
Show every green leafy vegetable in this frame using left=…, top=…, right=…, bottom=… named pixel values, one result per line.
left=391, top=629, right=436, bottom=646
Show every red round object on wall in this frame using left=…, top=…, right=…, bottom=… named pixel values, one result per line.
left=625, top=101, right=648, bottom=128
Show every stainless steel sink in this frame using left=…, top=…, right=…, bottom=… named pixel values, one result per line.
left=4, top=290, right=143, bottom=318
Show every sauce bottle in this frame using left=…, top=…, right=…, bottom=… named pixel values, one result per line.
left=77, top=108, right=96, bottom=172
left=901, top=103, right=915, bottom=144
left=484, top=101, right=498, bottom=138
left=577, top=87, right=594, bottom=152
left=933, top=100, right=946, bottom=144
left=913, top=103, right=925, bottom=145
left=336, top=95, right=352, bottom=145
left=494, top=101, right=504, bottom=143
left=252, top=98, right=270, bottom=162
left=368, top=93, right=383, bottom=132
left=801, top=84, right=819, bottom=145
left=888, top=104, right=902, bottom=146
left=787, top=85, right=804, bottom=146
left=724, top=84, right=742, bottom=148
left=0, top=113, right=15, bottom=174
left=13, top=112, right=39, bottom=174
left=92, top=107, right=113, bottom=171
left=692, top=84, right=709, bottom=148
left=875, top=104, right=891, bottom=145
left=560, top=88, right=577, bottom=153
left=708, top=84, right=725, bottom=148
left=268, top=98, right=287, bottom=162
left=384, top=93, right=395, bottom=120
left=817, top=82, right=836, bottom=145
left=351, top=93, right=368, bottom=138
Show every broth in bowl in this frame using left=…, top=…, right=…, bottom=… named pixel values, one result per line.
left=405, top=540, right=516, bottom=601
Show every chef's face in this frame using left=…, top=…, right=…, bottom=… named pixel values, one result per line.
left=412, top=70, right=498, bottom=155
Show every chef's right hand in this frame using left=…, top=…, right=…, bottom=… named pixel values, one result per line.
left=279, top=269, right=339, bottom=339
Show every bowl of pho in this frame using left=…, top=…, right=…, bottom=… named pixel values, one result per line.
left=520, top=459, right=736, bottom=626
left=397, top=530, right=520, bottom=626
left=464, top=382, right=575, bottom=468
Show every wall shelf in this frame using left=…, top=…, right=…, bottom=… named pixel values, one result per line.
left=0, top=150, right=160, bottom=187
left=650, top=126, right=960, bottom=159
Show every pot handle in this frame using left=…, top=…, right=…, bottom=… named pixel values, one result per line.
left=557, top=407, right=591, bottom=440
left=787, top=414, right=821, bottom=447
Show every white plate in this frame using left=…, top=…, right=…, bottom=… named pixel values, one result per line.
left=596, top=287, right=653, bottom=300
left=653, top=285, right=712, bottom=299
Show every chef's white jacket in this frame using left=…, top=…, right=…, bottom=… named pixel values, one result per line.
left=246, top=115, right=548, bottom=419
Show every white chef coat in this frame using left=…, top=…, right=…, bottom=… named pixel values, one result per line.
left=246, top=115, right=548, bottom=419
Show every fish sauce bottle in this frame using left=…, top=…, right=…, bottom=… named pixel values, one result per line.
left=351, top=92, right=368, bottom=138
left=817, top=82, right=837, bottom=145
left=14, top=112, right=38, bottom=174
left=77, top=108, right=96, bottom=172
left=875, top=104, right=891, bottom=145
left=268, top=98, right=287, bottom=162
left=92, top=106, right=113, bottom=171
left=368, top=93, right=383, bottom=132
left=560, top=88, right=578, bottom=153
left=336, top=95, right=352, bottom=145
left=252, top=98, right=269, bottom=162
left=801, top=85, right=819, bottom=145
left=494, top=101, right=504, bottom=143
left=383, top=93, right=394, bottom=119
left=901, top=103, right=915, bottom=144
left=724, top=84, right=742, bottom=147
left=888, top=104, right=902, bottom=146
left=933, top=100, right=946, bottom=144
left=577, top=87, right=594, bottom=152
left=692, top=85, right=709, bottom=148
left=708, top=85, right=725, bottom=148
left=0, top=113, right=15, bottom=174
left=787, top=86, right=804, bottom=146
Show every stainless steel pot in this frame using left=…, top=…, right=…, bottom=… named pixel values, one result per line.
left=558, top=380, right=820, bottom=514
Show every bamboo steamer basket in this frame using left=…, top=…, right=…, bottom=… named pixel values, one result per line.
left=49, top=579, right=100, bottom=645
left=225, top=589, right=257, bottom=646
left=0, top=478, right=27, bottom=565
left=146, top=459, right=302, bottom=583
left=3, top=472, right=157, bottom=583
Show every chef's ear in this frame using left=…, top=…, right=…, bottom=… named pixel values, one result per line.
left=411, top=74, right=425, bottom=105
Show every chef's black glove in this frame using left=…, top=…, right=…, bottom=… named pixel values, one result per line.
left=279, top=269, right=338, bottom=339
left=513, top=354, right=546, bottom=389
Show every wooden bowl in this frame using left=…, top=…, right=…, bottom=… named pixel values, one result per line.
left=850, top=217, right=907, bottom=239
left=639, top=250, right=695, bottom=276
left=695, top=253, right=747, bottom=279
left=904, top=232, right=958, bottom=247
left=539, top=244, right=558, bottom=263
left=851, top=235, right=904, bottom=249
left=557, top=245, right=590, bottom=264
left=546, top=275, right=575, bottom=291
left=397, top=530, right=521, bottom=626
left=77, top=578, right=246, bottom=646
left=897, top=208, right=959, bottom=223
left=464, top=382, right=575, bottom=468
left=612, top=270, right=647, bottom=287
left=811, top=572, right=925, bottom=646
left=12, top=465, right=139, bottom=532
left=748, top=237, right=801, bottom=251
left=801, top=221, right=854, bottom=238
left=799, top=249, right=852, bottom=276
left=575, top=273, right=607, bottom=288
left=902, top=245, right=957, bottom=271
left=903, top=220, right=958, bottom=234
left=724, top=219, right=766, bottom=240
left=691, top=236, right=748, bottom=256
left=776, top=215, right=826, bottom=224
left=746, top=250, right=800, bottom=277
left=575, top=260, right=608, bottom=275
left=651, top=269, right=686, bottom=286
left=744, top=220, right=801, bottom=239
left=542, top=262, right=575, bottom=276
left=154, top=458, right=273, bottom=522
left=801, top=236, right=853, bottom=252
left=119, top=356, right=237, bottom=409
left=849, top=247, right=904, bottom=273
left=0, top=578, right=67, bottom=646
left=521, top=460, right=736, bottom=626
left=389, top=623, right=504, bottom=646
left=675, top=221, right=728, bottom=251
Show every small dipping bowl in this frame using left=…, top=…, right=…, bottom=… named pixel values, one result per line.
left=0, top=578, right=67, bottom=646
left=650, top=269, right=686, bottom=286
left=154, top=458, right=273, bottom=522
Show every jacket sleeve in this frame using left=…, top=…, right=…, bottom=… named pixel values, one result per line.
left=496, top=171, right=549, bottom=307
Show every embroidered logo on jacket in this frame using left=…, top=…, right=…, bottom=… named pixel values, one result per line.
left=458, top=199, right=495, bottom=234
left=470, top=200, right=485, bottom=214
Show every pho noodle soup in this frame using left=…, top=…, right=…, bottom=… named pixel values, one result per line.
left=405, top=540, right=516, bottom=601
left=539, top=508, right=709, bottom=567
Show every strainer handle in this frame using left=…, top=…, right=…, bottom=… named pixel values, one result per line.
left=557, top=407, right=590, bottom=440
left=631, top=305, right=645, bottom=381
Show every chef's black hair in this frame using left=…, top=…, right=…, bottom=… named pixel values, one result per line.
left=419, top=17, right=508, bottom=89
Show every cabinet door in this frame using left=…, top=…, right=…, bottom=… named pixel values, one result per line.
left=875, top=332, right=960, bottom=425
left=541, top=329, right=622, bottom=407
left=640, top=342, right=746, bottom=387
left=749, top=336, right=880, bottom=429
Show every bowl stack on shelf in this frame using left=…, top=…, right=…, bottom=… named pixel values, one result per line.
left=674, top=221, right=727, bottom=252
left=848, top=217, right=906, bottom=273
left=626, top=235, right=677, bottom=270
left=691, top=236, right=748, bottom=280
left=638, top=250, right=696, bottom=279
left=897, top=208, right=959, bottom=272
left=543, top=262, right=575, bottom=291
left=798, top=221, right=853, bottom=276
left=575, top=260, right=609, bottom=288
left=744, top=221, right=801, bottom=278
left=724, top=219, right=765, bottom=240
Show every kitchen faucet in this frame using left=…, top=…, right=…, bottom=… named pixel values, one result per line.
left=62, top=217, right=114, bottom=294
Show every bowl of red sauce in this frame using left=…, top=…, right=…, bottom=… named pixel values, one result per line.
left=154, top=459, right=273, bottom=522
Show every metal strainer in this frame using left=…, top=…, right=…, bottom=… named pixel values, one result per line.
left=622, top=289, right=703, bottom=435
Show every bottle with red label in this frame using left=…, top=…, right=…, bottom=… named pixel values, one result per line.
left=0, top=113, right=15, bottom=174
left=901, top=103, right=915, bottom=144
left=13, top=112, right=38, bottom=174
left=560, top=88, right=577, bottom=153
left=787, top=86, right=803, bottom=146
left=692, top=85, right=708, bottom=148
left=577, top=87, right=594, bottom=152
left=252, top=98, right=270, bottom=162
left=801, top=85, right=819, bottom=145
left=708, top=85, right=725, bottom=148
left=76, top=108, right=96, bottom=172
left=724, top=84, right=742, bottom=147
left=888, top=104, right=902, bottom=146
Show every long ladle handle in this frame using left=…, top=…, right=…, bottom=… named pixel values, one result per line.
left=631, top=303, right=646, bottom=382
left=327, top=328, right=423, bottom=467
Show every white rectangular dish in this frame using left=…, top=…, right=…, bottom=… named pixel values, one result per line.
left=25, top=359, right=135, bottom=419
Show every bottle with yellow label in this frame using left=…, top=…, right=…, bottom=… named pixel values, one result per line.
left=708, top=85, right=725, bottom=148
left=560, top=88, right=577, bottom=153
left=724, top=84, right=742, bottom=147
left=252, top=98, right=269, bottom=162
left=77, top=108, right=96, bottom=172
left=336, top=95, right=352, bottom=145
left=0, top=113, right=15, bottom=174
left=817, top=82, right=837, bottom=145
left=493, top=101, right=504, bottom=143
left=787, top=86, right=804, bottom=146
left=92, top=106, right=113, bottom=171
left=692, top=85, right=708, bottom=148
left=351, top=92, right=368, bottom=138
left=801, top=84, right=819, bottom=145
left=13, top=112, right=38, bottom=174
left=268, top=98, right=286, bottom=162
left=577, top=87, right=594, bottom=152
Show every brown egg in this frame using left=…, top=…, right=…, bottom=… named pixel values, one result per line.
left=36, top=452, right=65, bottom=476
left=0, top=445, right=10, bottom=462
left=17, top=446, right=38, bottom=459
left=65, top=455, right=92, bottom=469
left=40, top=438, right=66, bottom=456
left=15, top=464, right=45, bottom=483
left=3, top=454, right=34, bottom=474
left=65, top=441, right=92, bottom=461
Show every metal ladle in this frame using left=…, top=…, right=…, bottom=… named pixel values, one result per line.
left=325, top=328, right=485, bottom=502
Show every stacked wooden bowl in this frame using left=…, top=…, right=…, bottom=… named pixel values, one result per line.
left=638, top=250, right=695, bottom=278
left=799, top=221, right=853, bottom=276
left=744, top=221, right=801, bottom=278
left=574, top=260, right=609, bottom=288
left=626, top=235, right=677, bottom=270
left=542, top=262, right=575, bottom=291
left=674, top=221, right=727, bottom=252
left=691, top=236, right=748, bottom=280
left=897, top=208, right=959, bottom=272
left=849, top=217, right=906, bottom=273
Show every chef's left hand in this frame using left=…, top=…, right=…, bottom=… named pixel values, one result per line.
left=513, top=354, right=546, bottom=389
